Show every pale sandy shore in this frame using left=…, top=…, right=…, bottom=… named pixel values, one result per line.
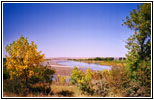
left=45, top=60, right=83, bottom=68
left=50, top=64, right=73, bottom=68
left=44, top=60, right=87, bottom=76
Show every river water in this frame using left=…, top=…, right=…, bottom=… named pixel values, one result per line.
left=47, top=60, right=111, bottom=82
left=57, top=60, right=111, bottom=71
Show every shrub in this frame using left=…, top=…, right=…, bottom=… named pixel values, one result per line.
left=70, top=67, right=84, bottom=85
left=85, top=68, right=93, bottom=83
left=123, top=79, right=148, bottom=97
left=29, top=82, right=51, bottom=95
left=29, top=66, right=55, bottom=86
left=71, top=67, right=94, bottom=95
left=78, top=81, right=94, bottom=95
left=93, top=79, right=109, bottom=97
left=78, top=68, right=94, bottom=95
left=103, top=67, right=130, bottom=96
left=59, top=75, right=66, bottom=85
left=3, top=65, right=55, bottom=96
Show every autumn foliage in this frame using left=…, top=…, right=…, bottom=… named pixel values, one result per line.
left=4, top=36, right=55, bottom=96
left=5, top=35, right=44, bottom=80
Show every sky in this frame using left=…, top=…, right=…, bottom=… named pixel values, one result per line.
left=3, top=3, right=141, bottom=58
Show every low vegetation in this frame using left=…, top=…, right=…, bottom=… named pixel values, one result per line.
left=70, top=66, right=150, bottom=97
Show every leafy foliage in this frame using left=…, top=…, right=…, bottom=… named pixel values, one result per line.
left=85, top=68, right=93, bottom=83
left=78, top=68, right=94, bottom=95
left=93, top=79, right=109, bottom=97
left=3, top=58, right=10, bottom=80
left=124, top=3, right=151, bottom=78
left=5, top=35, right=45, bottom=80
left=70, top=67, right=84, bottom=85
left=70, top=64, right=150, bottom=97
left=70, top=67, right=94, bottom=95
left=4, top=35, right=55, bottom=96
left=123, top=3, right=151, bottom=96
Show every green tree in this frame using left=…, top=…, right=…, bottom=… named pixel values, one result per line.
left=123, top=3, right=151, bottom=96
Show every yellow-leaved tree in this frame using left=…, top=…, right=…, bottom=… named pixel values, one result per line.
left=5, top=35, right=44, bottom=87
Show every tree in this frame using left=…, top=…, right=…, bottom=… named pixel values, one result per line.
left=5, top=35, right=45, bottom=88
left=123, top=3, right=151, bottom=78
left=3, top=58, right=10, bottom=80
left=123, top=3, right=151, bottom=96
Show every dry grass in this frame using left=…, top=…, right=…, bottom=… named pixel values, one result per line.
left=3, top=84, right=91, bottom=97
left=51, top=84, right=89, bottom=97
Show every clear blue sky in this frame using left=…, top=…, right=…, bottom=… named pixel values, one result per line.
left=3, top=3, right=140, bottom=58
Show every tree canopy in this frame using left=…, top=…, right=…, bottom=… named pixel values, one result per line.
left=123, top=3, right=151, bottom=96
left=5, top=35, right=45, bottom=79
left=124, top=3, right=151, bottom=78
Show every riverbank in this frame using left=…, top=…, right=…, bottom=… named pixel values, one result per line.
left=73, top=60, right=126, bottom=67
left=49, top=60, right=111, bottom=72
left=47, top=60, right=87, bottom=76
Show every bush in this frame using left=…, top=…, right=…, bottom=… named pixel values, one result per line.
left=29, top=82, right=51, bottom=95
left=78, top=81, right=94, bottom=95
left=123, top=79, right=148, bottom=97
left=3, top=65, right=55, bottom=96
left=3, top=78, right=28, bottom=96
left=71, top=67, right=94, bottom=95
left=70, top=67, right=84, bottom=85
left=59, top=75, right=66, bottom=85
left=93, top=71, right=102, bottom=80
left=103, top=67, right=130, bottom=96
left=78, top=68, right=94, bottom=95
left=70, top=64, right=150, bottom=97
left=85, top=68, right=93, bottom=83
left=93, top=79, right=109, bottom=97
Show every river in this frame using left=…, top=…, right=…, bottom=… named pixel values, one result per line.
left=57, top=60, right=111, bottom=71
